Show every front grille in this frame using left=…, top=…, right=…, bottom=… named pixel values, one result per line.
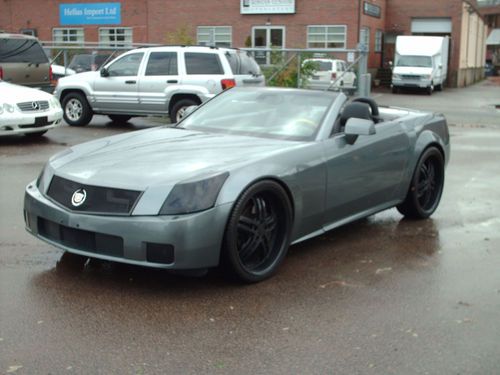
left=38, top=217, right=124, bottom=257
left=17, top=101, right=50, bottom=112
left=401, top=75, right=421, bottom=80
left=47, top=175, right=142, bottom=215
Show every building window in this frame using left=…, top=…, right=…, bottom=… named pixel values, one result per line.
left=99, top=27, right=133, bottom=47
left=197, top=26, right=232, bottom=47
left=375, top=29, right=383, bottom=52
left=360, top=27, right=370, bottom=51
left=307, top=25, right=346, bottom=49
left=53, top=28, right=84, bottom=44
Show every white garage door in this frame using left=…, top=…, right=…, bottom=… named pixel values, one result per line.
left=411, top=18, right=452, bottom=34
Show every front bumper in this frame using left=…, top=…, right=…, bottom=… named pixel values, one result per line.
left=392, top=78, right=432, bottom=88
left=0, top=108, right=63, bottom=136
left=24, top=181, right=232, bottom=269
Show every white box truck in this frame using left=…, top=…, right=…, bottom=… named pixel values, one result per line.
left=391, top=36, right=449, bottom=95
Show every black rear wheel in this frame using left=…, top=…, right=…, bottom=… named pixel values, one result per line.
left=222, top=181, right=292, bottom=283
left=397, top=147, right=444, bottom=219
left=170, top=98, right=199, bottom=123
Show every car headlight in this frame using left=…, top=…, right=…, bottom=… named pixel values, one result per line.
left=392, top=74, right=401, bottom=80
left=49, top=97, right=61, bottom=109
left=36, top=164, right=49, bottom=191
left=1, top=103, right=15, bottom=113
left=159, top=172, right=229, bottom=215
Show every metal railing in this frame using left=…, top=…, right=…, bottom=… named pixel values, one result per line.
left=42, top=42, right=371, bottom=96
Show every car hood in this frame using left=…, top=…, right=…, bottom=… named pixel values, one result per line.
left=0, top=81, right=53, bottom=103
left=51, top=127, right=303, bottom=190
left=58, top=71, right=97, bottom=85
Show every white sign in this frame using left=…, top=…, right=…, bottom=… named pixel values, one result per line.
left=347, top=52, right=355, bottom=63
left=241, top=0, right=295, bottom=14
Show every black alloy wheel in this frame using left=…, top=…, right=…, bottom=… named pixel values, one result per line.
left=397, top=147, right=444, bottom=219
left=222, top=181, right=293, bottom=283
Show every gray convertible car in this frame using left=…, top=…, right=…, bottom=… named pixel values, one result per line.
left=24, top=88, right=450, bottom=282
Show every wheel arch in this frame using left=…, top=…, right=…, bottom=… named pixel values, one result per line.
left=225, top=176, right=296, bottom=221
left=168, top=93, right=202, bottom=114
left=59, top=88, right=89, bottom=104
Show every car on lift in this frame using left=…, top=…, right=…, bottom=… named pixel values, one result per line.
left=54, top=45, right=264, bottom=125
left=25, top=88, right=449, bottom=282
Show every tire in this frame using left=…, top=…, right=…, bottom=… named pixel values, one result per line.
left=108, top=115, right=132, bottom=123
left=392, top=86, right=399, bottom=94
left=426, top=85, right=433, bottom=96
left=435, top=83, right=443, bottom=92
left=170, top=98, right=199, bottom=123
left=24, top=130, right=47, bottom=138
left=397, top=147, right=445, bottom=219
left=62, top=92, right=93, bottom=126
left=222, top=180, right=293, bottom=283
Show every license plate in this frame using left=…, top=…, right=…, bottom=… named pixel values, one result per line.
left=312, top=76, right=320, bottom=80
left=34, top=117, right=48, bottom=127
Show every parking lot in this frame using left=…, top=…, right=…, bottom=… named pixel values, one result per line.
left=1, top=80, right=500, bottom=374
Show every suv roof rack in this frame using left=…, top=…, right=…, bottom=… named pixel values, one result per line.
left=134, top=44, right=241, bottom=51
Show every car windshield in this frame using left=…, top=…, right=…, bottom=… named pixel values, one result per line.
left=396, top=55, right=432, bottom=68
left=178, top=89, right=335, bottom=141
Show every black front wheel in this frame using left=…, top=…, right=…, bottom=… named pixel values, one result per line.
left=62, top=92, right=93, bottom=126
left=222, top=181, right=293, bottom=283
left=397, top=147, right=445, bottom=219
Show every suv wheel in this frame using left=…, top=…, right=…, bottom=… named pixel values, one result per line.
left=62, top=92, right=93, bottom=126
left=170, top=98, right=199, bottom=123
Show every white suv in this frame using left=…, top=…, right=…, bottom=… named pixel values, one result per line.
left=303, top=58, right=356, bottom=93
left=54, top=46, right=264, bottom=125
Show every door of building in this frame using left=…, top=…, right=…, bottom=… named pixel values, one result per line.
left=252, top=26, right=285, bottom=65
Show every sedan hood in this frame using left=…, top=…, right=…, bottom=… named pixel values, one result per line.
left=0, top=81, right=53, bottom=103
left=52, top=127, right=302, bottom=190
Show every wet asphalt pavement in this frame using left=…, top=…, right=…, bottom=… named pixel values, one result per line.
left=1, top=81, right=500, bottom=374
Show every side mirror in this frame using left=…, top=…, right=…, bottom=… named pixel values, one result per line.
left=344, top=118, right=375, bottom=145
left=100, top=67, right=109, bottom=77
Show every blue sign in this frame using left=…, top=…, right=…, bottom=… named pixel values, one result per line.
left=59, top=3, right=121, bottom=25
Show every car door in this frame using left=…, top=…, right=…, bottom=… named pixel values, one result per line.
left=138, top=51, right=179, bottom=114
left=92, top=52, right=144, bottom=113
left=322, top=119, right=411, bottom=227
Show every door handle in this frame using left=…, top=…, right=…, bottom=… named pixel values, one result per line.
left=167, top=80, right=178, bottom=83
left=125, top=80, right=136, bottom=84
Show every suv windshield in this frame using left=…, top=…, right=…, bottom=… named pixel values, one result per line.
left=0, top=38, right=48, bottom=63
left=179, top=89, right=335, bottom=141
left=311, top=61, right=333, bottom=71
left=396, top=55, right=432, bottom=68
left=226, top=51, right=262, bottom=75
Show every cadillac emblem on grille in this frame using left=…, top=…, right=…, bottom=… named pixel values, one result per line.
left=31, top=101, right=40, bottom=110
left=71, top=188, right=87, bottom=207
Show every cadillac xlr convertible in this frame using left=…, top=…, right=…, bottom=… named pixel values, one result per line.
left=24, top=88, right=450, bottom=282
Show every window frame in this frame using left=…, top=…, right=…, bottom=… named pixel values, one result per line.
left=52, top=28, right=85, bottom=45
left=359, top=27, right=370, bottom=52
left=145, top=51, right=178, bottom=76
left=98, top=27, right=133, bottom=48
left=374, top=29, right=383, bottom=53
left=184, top=52, right=224, bottom=75
left=197, top=26, right=232, bottom=48
left=307, top=25, right=347, bottom=50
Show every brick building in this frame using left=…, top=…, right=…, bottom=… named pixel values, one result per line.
left=0, top=0, right=487, bottom=87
